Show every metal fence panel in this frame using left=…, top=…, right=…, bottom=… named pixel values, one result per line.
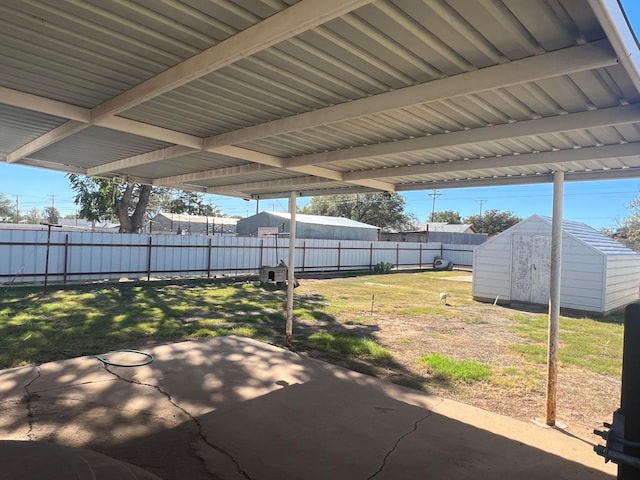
left=0, top=229, right=475, bottom=285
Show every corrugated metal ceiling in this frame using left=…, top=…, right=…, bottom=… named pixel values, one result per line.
left=2, top=0, right=640, bottom=199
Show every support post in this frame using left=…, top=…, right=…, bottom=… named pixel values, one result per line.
left=285, top=191, right=297, bottom=347
left=369, top=243, right=373, bottom=270
left=207, top=237, right=212, bottom=279
left=43, top=224, right=53, bottom=294
left=147, top=236, right=153, bottom=282
left=63, top=234, right=69, bottom=284
left=546, top=171, right=564, bottom=426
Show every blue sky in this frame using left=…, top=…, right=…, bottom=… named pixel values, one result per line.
left=2, top=162, right=637, bottom=230
left=3, top=2, right=640, bottom=230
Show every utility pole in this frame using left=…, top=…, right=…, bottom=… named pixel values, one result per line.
left=476, top=199, right=487, bottom=216
left=429, top=190, right=441, bottom=222
left=14, top=195, right=19, bottom=223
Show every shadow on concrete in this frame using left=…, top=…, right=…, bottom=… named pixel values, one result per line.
left=0, top=337, right=614, bottom=480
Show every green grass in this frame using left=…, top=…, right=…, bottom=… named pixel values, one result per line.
left=0, top=282, right=286, bottom=368
left=0, top=270, right=625, bottom=393
left=511, top=313, right=623, bottom=376
left=418, top=353, right=491, bottom=383
left=308, top=332, right=391, bottom=360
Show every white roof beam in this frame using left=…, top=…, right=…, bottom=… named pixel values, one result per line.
left=0, top=87, right=204, bottom=151
left=4, top=0, right=374, bottom=164
left=205, top=40, right=616, bottom=149
left=5, top=121, right=86, bottom=163
left=90, top=0, right=375, bottom=122
left=207, top=176, right=332, bottom=194
left=87, top=145, right=198, bottom=176
left=287, top=104, right=640, bottom=168
left=0, top=86, right=89, bottom=122
left=344, top=143, right=640, bottom=181
left=155, top=163, right=277, bottom=186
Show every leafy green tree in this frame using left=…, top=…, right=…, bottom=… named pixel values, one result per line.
left=166, top=191, right=222, bottom=216
left=0, top=193, right=13, bottom=220
left=24, top=208, right=42, bottom=224
left=465, top=209, right=520, bottom=234
left=429, top=210, right=462, bottom=223
left=68, top=175, right=154, bottom=233
left=301, top=193, right=417, bottom=231
left=617, top=195, right=640, bottom=241
left=42, top=206, right=60, bottom=224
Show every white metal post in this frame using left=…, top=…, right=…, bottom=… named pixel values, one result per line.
left=285, top=191, right=297, bottom=347
left=546, top=171, right=564, bottom=426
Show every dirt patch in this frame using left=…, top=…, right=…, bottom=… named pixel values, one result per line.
left=299, top=301, right=619, bottom=443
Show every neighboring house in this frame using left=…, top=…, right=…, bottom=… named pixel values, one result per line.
left=380, top=223, right=486, bottom=245
left=236, top=211, right=379, bottom=241
left=151, top=213, right=237, bottom=235
left=472, top=215, right=640, bottom=315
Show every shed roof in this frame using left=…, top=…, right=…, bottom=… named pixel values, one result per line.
left=2, top=1, right=640, bottom=198
left=535, top=215, right=636, bottom=255
left=260, top=211, right=378, bottom=230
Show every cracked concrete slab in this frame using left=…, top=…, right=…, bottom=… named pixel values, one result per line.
left=0, top=336, right=616, bottom=479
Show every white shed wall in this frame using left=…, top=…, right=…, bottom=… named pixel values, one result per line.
left=557, top=237, right=605, bottom=312
left=604, top=256, right=640, bottom=313
left=472, top=233, right=512, bottom=301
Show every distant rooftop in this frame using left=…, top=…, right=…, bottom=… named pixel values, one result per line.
left=264, top=211, right=378, bottom=230
left=154, top=213, right=237, bottom=224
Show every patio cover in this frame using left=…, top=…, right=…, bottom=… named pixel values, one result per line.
left=1, top=0, right=640, bottom=198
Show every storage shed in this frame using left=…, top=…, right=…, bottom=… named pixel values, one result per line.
left=236, top=212, right=379, bottom=241
left=472, top=215, right=640, bottom=315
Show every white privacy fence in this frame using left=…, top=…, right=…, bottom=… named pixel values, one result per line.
left=0, top=228, right=476, bottom=285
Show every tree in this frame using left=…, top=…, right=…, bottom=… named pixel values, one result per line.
left=68, top=175, right=154, bottom=233
left=429, top=210, right=462, bottom=224
left=24, top=208, right=42, bottom=224
left=618, top=195, right=640, bottom=241
left=0, top=193, right=13, bottom=220
left=465, top=209, right=520, bottom=234
left=300, top=193, right=417, bottom=231
left=42, top=206, right=60, bottom=224
left=166, top=191, right=222, bottom=217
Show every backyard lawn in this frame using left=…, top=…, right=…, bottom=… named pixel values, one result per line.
left=0, top=271, right=623, bottom=440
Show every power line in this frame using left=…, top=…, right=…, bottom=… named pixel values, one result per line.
left=476, top=199, right=487, bottom=216
left=428, top=189, right=441, bottom=220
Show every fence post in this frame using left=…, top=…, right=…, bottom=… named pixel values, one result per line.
left=147, top=236, right=153, bottom=281
left=396, top=243, right=400, bottom=270
left=302, top=241, right=306, bottom=273
left=337, top=242, right=341, bottom=271
left=369, top=243, right=373, bottom=270
left=440, top=243, right=444, bottom=257
left=207, top=237, right=212, bottom=279
left=419, top=243, right=423, bottom=270
left=259, top=239, right=264, bottom=268
left=63, top=234, right=69, bottom=284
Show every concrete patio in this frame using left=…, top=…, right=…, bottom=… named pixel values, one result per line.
left=0, top=336, right=615, bottom=479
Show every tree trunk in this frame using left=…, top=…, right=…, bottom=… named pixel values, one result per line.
left=115, top=184, right=152, bottom=233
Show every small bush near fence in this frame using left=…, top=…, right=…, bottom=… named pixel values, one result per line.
left=373, top=262, right=394, bottom=273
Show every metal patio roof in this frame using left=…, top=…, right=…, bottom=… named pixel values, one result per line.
left=2, top=0, right=640, bottom=200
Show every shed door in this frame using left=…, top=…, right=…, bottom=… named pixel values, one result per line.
left=511, top=235, right=551, bottom=304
